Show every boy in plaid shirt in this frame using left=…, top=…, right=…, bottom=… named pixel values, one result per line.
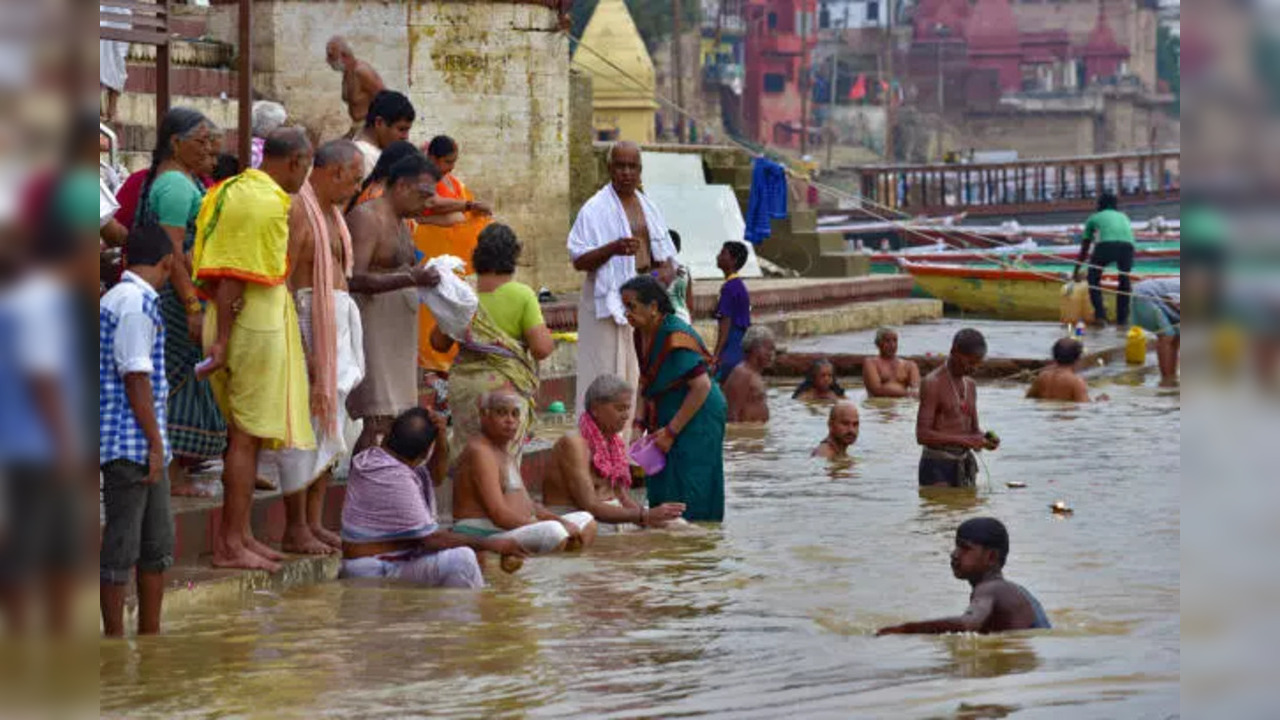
left=99, top=225, right=176, bottom=637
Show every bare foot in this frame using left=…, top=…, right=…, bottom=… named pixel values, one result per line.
left=282, top=526, right=336, bottom=555
left=255, top=476, right=279, bottom=492
left=212, top=545, right=281, bottom=573
left=310, top=525, right=342, bottom=549
left=244, top=535, right=285, bottom=562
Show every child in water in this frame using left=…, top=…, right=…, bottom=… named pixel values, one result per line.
left=792, top=358, right=846, bottom=401
left=877, top=517, right=1051, bottom=635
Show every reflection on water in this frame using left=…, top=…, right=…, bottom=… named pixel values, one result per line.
left=102, top=381, right=1179, bottom=718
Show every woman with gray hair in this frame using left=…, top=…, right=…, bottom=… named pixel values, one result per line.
left=541, top=375, right=687, bottom=532
left=250, top=100, right=287, bottom=169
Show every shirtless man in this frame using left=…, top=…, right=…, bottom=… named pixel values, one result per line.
left=1026, top=338, right=1093, bottom=402
left=257, top=140, right=366, bottom=555
left=543, top=375, right=686, bottom=532
left=346, top=153, right=442, bottom=452
left=453, top=391, right=598, bottom=553
left=811, top=401, right=860, bottom=459
left=724, top=326, right=776, bottom=423
left=877, top=517, right=1051, bottom=635
left=916, top=329, right=999, bottom=488
left=326, top=36, right=386, bottom=138
left=864, top=327, right=921, bottom=398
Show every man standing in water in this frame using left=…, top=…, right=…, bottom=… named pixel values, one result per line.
left=1026, top=338, right=1092, bottom=402
left=864, top=327, right=920, bottom=398
left=325, top=36, right=386, bottom=139
left=347, top=154, right=442, bottom=452
left=811, top=401, right=860, bottom=459
left=916, top=329, right=998, bottom=488
left=724, top=326, right=776, bottom=423
left=1075, top=191, right=1135, bottom=328
left=877, top=517, right=1051, bottom=634
left=568, top=141, right=678, bottom=424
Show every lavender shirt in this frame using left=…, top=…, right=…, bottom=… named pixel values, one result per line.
left=341, top=447, right=439, bottom=542
left=715, top=277, right=751, bottom=330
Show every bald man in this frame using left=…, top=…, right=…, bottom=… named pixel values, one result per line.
left=326, top=36, right=386, bottom=138
left=568, top=141, right=679, bottom=426
left=812, top=401, right=860, bottom=459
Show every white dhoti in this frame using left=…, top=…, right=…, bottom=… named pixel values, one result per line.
left=452, top=511, right=595, bottom=554
left=574, top=288, right=639, bottom=421
left=99, top=6, right=131, bottom=93
left=259, top=289, right=365, bottom=494
left=339, top=547, right=483, bottom=589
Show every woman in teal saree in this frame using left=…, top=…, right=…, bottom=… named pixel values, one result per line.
left=621, top=275, right=727, bottom=522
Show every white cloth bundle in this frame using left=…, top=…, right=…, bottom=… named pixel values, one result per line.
left=417, top=255, right=477, bottom=341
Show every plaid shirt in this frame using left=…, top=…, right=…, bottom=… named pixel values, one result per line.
left=99, top=272, right=169, bottom=466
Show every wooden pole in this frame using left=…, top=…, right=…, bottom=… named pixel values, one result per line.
left=883, top=0, right=895, bottom=163
left=799, top=2, right=809, bottom=156
left=156, top=1, right=172, bottom=131
left=673, top=0, right=686, bottom=143
left=238, top=0, right=253, bottom=168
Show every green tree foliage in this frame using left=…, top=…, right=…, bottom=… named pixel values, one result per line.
left=570, top=0, right=702, bottom=55
left=1156, top=24, right=1179, bottom=115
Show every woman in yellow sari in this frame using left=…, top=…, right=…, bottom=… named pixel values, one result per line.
left=429, top=224, right=553, bottom=467
left=415, top=135, right=494, bottom=389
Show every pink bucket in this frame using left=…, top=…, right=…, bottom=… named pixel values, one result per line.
left=629, top=435, right=667, bottom=476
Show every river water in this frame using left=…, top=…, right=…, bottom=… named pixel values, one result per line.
left=101, top=380, right=1179, bottom=719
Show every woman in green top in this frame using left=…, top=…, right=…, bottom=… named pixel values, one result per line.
left=1075, top=191, right=1135, bottom=327
left=431, top=224, right=555, bottom=466
left=137, top=107, right=228, bottom=494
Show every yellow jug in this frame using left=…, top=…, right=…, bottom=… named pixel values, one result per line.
left=1125, top=325, right=1147, bottom=364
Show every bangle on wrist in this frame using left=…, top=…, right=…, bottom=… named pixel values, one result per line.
left=639, top=507, right=648, bottom=526
left=184, top=298, right=202, bottom=314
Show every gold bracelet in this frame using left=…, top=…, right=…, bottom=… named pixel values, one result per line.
left=184, top=298, right=202, bottom=315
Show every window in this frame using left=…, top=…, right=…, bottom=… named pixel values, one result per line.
left=767, top=11, right=778, bottom=29
left=867, top=1, right=880, bottom=23
left=764, top=73, right=787, bottom=93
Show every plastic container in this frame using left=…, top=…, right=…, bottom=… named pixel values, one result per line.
left=1125, top=326, right=1147, bottom=364
left=629, top=435, right=668, bottom=476
left=547, top=401, right=567, bottom=414
left=1059, top=281, right=1093, bottom=325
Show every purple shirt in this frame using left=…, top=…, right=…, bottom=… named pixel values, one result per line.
left=715, top=277, right=751, bottom=330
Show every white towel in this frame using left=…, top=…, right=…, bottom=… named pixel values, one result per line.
left=567, top=183, right=678, bottom=326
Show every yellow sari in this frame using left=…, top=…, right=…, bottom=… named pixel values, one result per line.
left=414, top=174, right=490, bottom=373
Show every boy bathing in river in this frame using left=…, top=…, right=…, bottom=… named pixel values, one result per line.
left=877, top=517, right=1051, bottom=635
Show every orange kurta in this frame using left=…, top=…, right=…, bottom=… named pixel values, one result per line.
left=413, top=174, right=491, bottom=373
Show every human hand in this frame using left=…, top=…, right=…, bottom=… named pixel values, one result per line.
left=1095, top=393, right=1110, bottom=402
left=652, top=427, right=675, bottom=453
left=429, top=409, right=449, bottom=434
left=411, top=265, right=441, bottom=288
left=196, top=341, right=228, bottom=380
left=875, top=625, right=906, bottom=636
left=146, top=446, right=165, bottom=485
left=485, top=538, right=529, bottom=558
left=655, top=263, right=676, bottom=286
left=185, top=311, right=204, bottom=343
left=646, top=502, right=686, bottom=526
left=470, top=201, right=493, bottom=216
left=612, top=237, right=639, bottom=256
left=1071, top=266, right=1083, bottom=282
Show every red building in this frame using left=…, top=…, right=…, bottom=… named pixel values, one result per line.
left=741, top=0, right=818, bottom=148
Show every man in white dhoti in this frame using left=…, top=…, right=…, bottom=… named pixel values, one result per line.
left=567, top=141, right=678, bottom=424
left=258, top=140, right=367, bottom=554
left=99, top=5, right=131, bottom=123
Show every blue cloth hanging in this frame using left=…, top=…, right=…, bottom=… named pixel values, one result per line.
left=745, top=157, right=788, bottom=245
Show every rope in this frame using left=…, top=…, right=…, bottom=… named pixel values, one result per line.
left=566, top=30, right=1179, bottom=302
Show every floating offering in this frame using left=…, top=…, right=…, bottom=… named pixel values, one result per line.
left=1050, top=500, right=1074, bottom=515
left=1006, top=481, right=1027, bottom=489
left=500, top=555, right=524, bottom=574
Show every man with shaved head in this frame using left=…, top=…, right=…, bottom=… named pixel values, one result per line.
left=568, top=141, right=680, bottom=427
left=812, top=401, right=860, bottom=459
left=195, top=127, right=316, bottom=571
left=326, top=36, right=386, bottom=138
left=257, top=139, right=367, bottom=555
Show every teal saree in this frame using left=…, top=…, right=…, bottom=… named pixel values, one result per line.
left=635, top=315, right=727, bottom=522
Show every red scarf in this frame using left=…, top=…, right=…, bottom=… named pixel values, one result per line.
left=578, top=411, right=631, bottom=491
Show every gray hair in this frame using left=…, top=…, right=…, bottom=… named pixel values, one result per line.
left=874, top=327, right=897, bottom=344
left=479, top=390, right=522, bottom=412
left=742, top=325, right=776, bottom=354
left=606, top=140, right=641, bottom=165
left=585, top=374, right=632, bottom=412
left=251, top=101, right=288, bottom=138
left=313, top=139, right=361, bottom=168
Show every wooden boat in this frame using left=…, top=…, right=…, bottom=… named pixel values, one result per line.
left=896, top=259, right=1178, bottom=321
left=870, top=241, right=1180, bottom=267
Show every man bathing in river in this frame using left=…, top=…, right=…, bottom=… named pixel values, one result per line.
left=864, top=327, right=920, bottom=398
left=453, top=391, right=598, bottom=553
left=916, top=329, right=999, bottom=488
left=723, top=326, right=776, bottom=423
left=542, top=375, right=687, bottom=533
left=877, top=517, right=1050, bottom=635
left=812, top=401, right=860, bottom=459
left=340, top=408, right=526, bottom=588
left=1027, top=338, right=1093, bottom=402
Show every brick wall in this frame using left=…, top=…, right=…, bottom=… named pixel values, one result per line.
left=247, top=0, right=578, bottom=292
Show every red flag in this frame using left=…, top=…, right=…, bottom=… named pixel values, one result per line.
left=848, top=73, right=867, bottom=101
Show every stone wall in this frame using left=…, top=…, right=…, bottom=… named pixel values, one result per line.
left=961, top=111, right=1098, bottom=157
left=568, top=69, right=600, bottom=224
left=238, top=0, right=578, bottom=291
left=1011, top=0, right=1159, bottom=91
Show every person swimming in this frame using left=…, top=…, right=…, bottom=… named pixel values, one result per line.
left=877, top=517, right=1051, bottom=635
left=792, top=358, right=846, bottom=401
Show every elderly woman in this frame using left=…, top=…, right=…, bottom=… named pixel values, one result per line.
left=249, top=101, right=287, bottom=169
left=620, top=275, right=727, bottom=522
left=431, top=223, right=554, bottom=465
left=792, top=358, right=846, bottom=401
